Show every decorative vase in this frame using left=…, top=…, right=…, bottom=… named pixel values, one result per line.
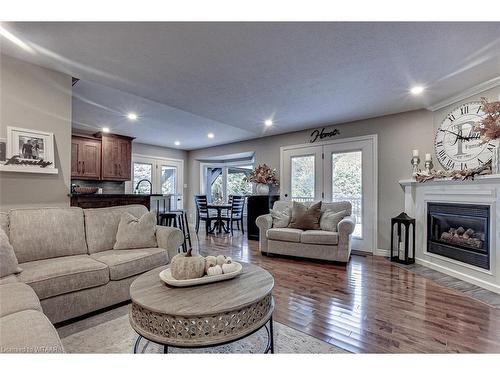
left=255, top=183, right=270, bottom=195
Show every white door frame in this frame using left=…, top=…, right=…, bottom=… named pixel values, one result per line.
left=280, top=134, right=378, bottom=252
left=127, top=153, right=184, bottom=208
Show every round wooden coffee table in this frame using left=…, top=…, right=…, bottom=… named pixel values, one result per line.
left=129, top=263, right=275, bottom=353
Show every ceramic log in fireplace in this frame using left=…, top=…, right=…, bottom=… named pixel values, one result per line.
left=427, top=202, right=490, bottom=270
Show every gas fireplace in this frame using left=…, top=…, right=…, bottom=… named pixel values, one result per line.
left=427, top=202, right=490, bottom=270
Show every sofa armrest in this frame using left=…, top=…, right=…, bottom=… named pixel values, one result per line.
left=255, top=214, right=272, bottom=253
left=156, top=226, right=184, bottom=262
left=338, top=215, right=356, bottom=236
left=256, top=214, right=273, bottom=231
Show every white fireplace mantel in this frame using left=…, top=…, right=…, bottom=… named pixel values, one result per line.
left=399, top=174, right=500, bottom=293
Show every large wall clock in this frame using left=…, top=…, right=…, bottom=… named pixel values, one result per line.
left=434, top=101, right=498, bottom=170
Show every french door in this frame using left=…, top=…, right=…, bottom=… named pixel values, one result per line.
left=128, top=155, right=184, bottom=209
left=281, top=135, right=377, bottom=252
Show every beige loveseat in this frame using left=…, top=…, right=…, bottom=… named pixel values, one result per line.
left=256, top=201, right=356, bottom=263
left=0, top=205, right=183, bottom=353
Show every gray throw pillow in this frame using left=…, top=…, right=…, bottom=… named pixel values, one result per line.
left=270, top=208, right=291, bottom=228
left=113, top=211, right=158, bottom=250
left=320, top=209, right=347, bottom=232
left=0, top=229, right=22, bottom=278
left=288, top=201, right=322, bottom=230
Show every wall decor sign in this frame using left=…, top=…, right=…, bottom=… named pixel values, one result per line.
left=310, top=127, right=340, bottom=143
left=2, top=127, right=57, bottom=173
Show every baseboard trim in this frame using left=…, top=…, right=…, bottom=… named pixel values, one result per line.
left=373, top=248, right=390, bottom=257
left=416, top=258, right=500, bottom=294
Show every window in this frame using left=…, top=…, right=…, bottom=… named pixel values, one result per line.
left=291, top=155, right=315, bottom=202
left=203, top=164, right=253, bottom=203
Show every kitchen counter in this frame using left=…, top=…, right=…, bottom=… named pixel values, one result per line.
left=70, top=193, right=175, bottom=217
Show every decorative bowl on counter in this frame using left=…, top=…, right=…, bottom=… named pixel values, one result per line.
left=73, top=186, right=98, bottom=194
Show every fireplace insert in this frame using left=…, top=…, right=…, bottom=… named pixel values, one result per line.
left=427, top=202, right=490, bottom=270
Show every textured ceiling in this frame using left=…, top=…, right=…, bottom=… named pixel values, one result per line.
left=1, top=22, right=499, bottom=149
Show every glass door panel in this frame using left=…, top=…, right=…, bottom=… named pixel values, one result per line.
left=331, top=151, right=362, bottom=238
left=291, top=155, right=315, bottom=202
left=160, top=166, right=177, bottom=195
left=133, top=162, right=153, bottom=193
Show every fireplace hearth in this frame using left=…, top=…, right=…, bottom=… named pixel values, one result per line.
left=427, top=202, right=490, bottom=270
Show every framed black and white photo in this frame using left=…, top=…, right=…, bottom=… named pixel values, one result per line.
left=5, top=127, right=56, bottom=172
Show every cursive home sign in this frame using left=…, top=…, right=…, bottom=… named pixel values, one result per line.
left=310, top=127, right=340, bottom=143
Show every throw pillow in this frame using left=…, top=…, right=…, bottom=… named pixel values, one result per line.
left=113, top=211, right=158, bottom=250
left=270, top=208, right=291, bottom=228
left=320, top=209, right=347, bottom=232
left=0, top=229, right=22, bottom=278
left=288, top=201, right=322, bottom=230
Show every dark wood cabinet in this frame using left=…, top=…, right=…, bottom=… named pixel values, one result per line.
left=247, top=195, right=280, bottom=241
left=71, top=136, right=101, bottom=180
left=71, top=132, right=133, bottom=182
left=100, top=134, right=133, bottom=181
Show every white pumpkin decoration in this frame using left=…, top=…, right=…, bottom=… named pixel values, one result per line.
left=216, top=255, right=226, bottom=266
left=222, top=262, right=239, bottom=274
left=206, top=264, right=223, bottom=276
left=170, top=249, right=206, bottom=280
left=225, top=256, right=232, bottom=264
left=204, top=256, right=217, bottom=273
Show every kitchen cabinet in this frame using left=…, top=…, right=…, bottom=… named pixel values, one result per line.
left=71, top=132, right=133, bottom=181
left=71, top=136, right=101, bottom=180
left=100, top=134, right=133, bottom=181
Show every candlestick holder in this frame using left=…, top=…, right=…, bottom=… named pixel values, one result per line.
left=411, top=156, right=420, bottom=177
left=424, top=159, right=433, bottom=174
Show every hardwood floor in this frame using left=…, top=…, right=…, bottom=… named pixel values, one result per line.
left=192, top=231, right=500, bottom=353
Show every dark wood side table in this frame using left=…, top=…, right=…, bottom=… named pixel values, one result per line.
left=247, top=195, right=280, bottom=241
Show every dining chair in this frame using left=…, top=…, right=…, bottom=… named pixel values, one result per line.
left=194, top=195, right=214, bottom=234
left=222, top=195, right=245, bottom=235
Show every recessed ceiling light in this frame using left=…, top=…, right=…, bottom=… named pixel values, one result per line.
left=410, top=86, right=424, bottom=95
left=207, top=133, right=214, bottom=139
left=264, top=119, right=273, bottom=127
left=127, top=112, right=138, bottom=120
left=174, top=141, right=180, bottom=146
left=102, top=127, right=110, bottom=133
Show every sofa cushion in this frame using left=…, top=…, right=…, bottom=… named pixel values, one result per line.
left=270, top=208, right=291, bottom=228
left=8, top=207, right=87, bottom=263
left=301, top=230, right=339, bottom=245
left=84, top=205, right=149, bottom=253
left=0, top=282, right=41, bottom=318
left=0, top=275, right=18, bottom=285
left=113, top=211, right=157, bottom=250
left=320, top=209, right=347, bottom=232
left=0, top=228, right=22, bottom=278
left=288, top=201, right=322, bottom=230
left=0, top=212, right=8, bottom=237
left=321, top=201, right=352, bottom=216
left=266, top=228, right=303, bottom=243
left=90, top=248, right=167, bottom=280
left=0, top=310, right=64, bottom=353
left=18, top=255, right=109, bottom=300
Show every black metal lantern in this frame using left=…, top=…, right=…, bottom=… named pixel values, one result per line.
left=391, top=212, right=415, bottom=264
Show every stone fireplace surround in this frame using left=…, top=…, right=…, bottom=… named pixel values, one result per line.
left=400, top=175, right=500, bottom=294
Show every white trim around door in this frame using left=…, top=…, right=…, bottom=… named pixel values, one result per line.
left=280, top=134, right=378, bottom=252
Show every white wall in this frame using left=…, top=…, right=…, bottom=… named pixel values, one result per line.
left=0, top=55, right=72, bottom=210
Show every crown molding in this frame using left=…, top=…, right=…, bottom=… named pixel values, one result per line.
left=427, top=76, right=500, bottom=112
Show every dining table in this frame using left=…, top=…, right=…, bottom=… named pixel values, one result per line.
left=207, top=203, right=232, bottom=234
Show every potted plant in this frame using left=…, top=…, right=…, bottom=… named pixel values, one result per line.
left=245, top=164, right=279, bottom=195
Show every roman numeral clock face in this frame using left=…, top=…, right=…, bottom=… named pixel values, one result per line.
left=435, top=101, right=498, bottom=170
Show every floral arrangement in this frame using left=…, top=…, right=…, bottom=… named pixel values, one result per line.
left=474, top=97, right=500, bottom=142
left=415, top=160, right=491, bottom=183
left=245, top=164, right=279, bottom=185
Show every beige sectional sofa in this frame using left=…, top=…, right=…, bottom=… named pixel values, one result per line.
left=0, top=204, right=183, bottom=353
left=256, top=201, right=356, bottom=263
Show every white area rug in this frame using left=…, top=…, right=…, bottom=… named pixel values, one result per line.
left=59, top=305, right=347, bottom=354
